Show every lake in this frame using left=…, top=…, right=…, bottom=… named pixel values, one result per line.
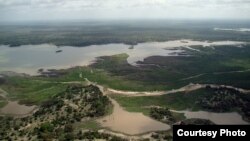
left=0, top=39, right=245, bottom=75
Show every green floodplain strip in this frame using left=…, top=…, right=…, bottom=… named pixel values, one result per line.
left=110, top=89, right=211, bottom=112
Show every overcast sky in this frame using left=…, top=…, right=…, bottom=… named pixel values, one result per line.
left=0, top=0, right=250, bottom=22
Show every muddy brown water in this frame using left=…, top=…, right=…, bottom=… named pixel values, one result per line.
left=172, top=110, right=249, bottom=125
left=97, top=99, right=171, bottom=135
left=0, top=101, right=36, bottom=116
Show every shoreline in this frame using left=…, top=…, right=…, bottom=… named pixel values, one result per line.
left=0, top=39, right=248, bottom=76
left=1, top=39, right=248, bottom=48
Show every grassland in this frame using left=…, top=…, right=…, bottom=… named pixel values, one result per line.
left=0, top=97, right=7, bottom=108
left=74, top=120, right=101, bottom=131
left=0, top=76, right=67, bottom=105
left=110, top=89, right=212, bottom=112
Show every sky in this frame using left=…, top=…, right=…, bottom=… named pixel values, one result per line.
left=0, top=0, right=250, bottom=22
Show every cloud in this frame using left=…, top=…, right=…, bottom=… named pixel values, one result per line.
left=0, top=0, right=249, bottom=21
left=0, top=0, right=167, bottom=9
left=0, top=0, right=249, bottom=8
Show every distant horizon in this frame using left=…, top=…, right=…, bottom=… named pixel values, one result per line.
left=1, top=18, right=250, bottom=25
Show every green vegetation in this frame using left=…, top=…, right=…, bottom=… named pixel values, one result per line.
left=1, top=21, right=249, bottom=140
left=0, top=84, right=112, bottom=140
left=0, top=98, right=7, bottom=108
left=198, top=86, right=250, bottom=122
left=149, top=107, right=186, bottom=124
left=74, top=120, right=100, bottom=130
left=57, top=45, right=250, bottom=91
left=35, top=84, right=111, bottom=119
left=180, top=118, right=215, bottom=125
left=110, top=89, right=212, bottom=112
left=75, top=131, right=128, bottom=141
left=0, top=76, right=67, bottom=105
left=2, top=44, right=248, bottom=98
left=1, top=21, right=250, bottom=47
left=151, top=130, right=173, bottom=141
left=111, top=86, right=250, bottom=122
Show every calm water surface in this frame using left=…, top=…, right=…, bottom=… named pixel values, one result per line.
left=173, top=110, right=249, bottom=125
left=0, top=101, right=36, bottom=116
left=97, top=98, right=171, bottom=135
left=0, top=40, right=245, bottom=75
